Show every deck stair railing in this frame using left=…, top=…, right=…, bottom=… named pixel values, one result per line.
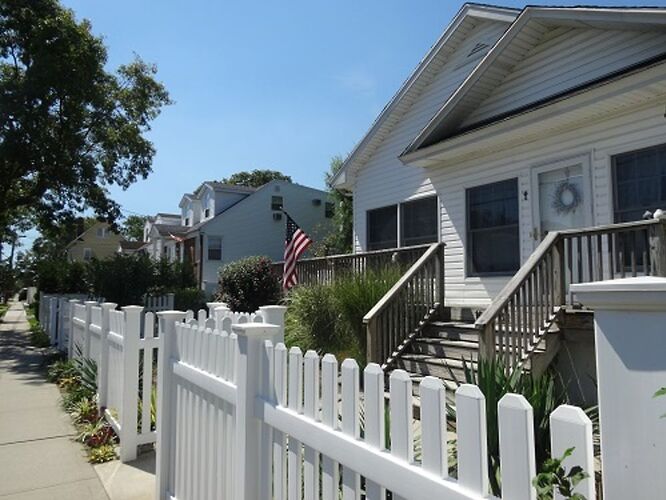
left=364, top=242, right=445, bottom=366
left=475, top=218, right=666, bottom=371
left=272, top=243, right=432, bottom=287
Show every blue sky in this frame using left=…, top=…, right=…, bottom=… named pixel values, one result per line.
left=20, top=0, right=666, bottom=248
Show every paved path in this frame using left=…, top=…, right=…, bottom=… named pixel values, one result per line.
left=0, top=301, right=108, bottom=499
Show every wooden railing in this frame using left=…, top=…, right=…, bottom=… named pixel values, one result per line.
left=364, top=242, right=445, bottom=366
left=475, top=218, right=666, bottom=371
left=273, top=244, right=432, bottom=287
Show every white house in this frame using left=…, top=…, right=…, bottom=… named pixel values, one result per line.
left=142, top=213, right=185, bottom=261
left=177, top=180, right=333, bottom=294
left=333, top=3, right=666, bottom=310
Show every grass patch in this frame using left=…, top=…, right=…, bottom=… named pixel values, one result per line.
left=24, top=304, right=51, bottom=348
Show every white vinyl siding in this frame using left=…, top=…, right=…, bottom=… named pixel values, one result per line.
left=462, top=28, right=666, bottom=127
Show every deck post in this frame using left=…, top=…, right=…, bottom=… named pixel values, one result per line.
left=365, top=317, right=379, bottom=365
left=552, top=238, right=566, bottom=305
left=478, top=323, right=496, bottom=362
left=649, top=220, right=666, bottom=276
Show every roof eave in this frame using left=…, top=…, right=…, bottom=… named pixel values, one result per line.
left=330, top=3, right=518, bottom=189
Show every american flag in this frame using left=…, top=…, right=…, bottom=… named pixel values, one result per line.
left=283, top=213, right=312, bottom=290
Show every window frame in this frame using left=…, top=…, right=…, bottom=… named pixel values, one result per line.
left=271, top=196, right=283, bottom=211
left=83, top=248, right=93, bottom=262
left=366, top=204, right=398, bottom=251
left=465, top=177, right=520, bottom=278
left=399, top=196, right=439, bottom=247
left=207, top=236, right=222, bottom=261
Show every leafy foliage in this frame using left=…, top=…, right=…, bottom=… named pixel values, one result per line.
left=88, top=444, right=117, bottom=463
left=174, top=287, right=208, bottom=312
left=220, top=169, right=291, bottom=188
left=447, top=359, right=570, bottom=496
left=216, top=256, right=281, bottom=312
left=533, top=447, right=589, bottom=500
left=121, top=215, right=149, bottom=241
left=284, top=268, right=400, bottom=365
left=312, top=155, right=353, bottom=256
left=0, top=0, right=171, bottom=233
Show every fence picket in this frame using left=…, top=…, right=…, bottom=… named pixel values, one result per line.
left=550, top=405, right=595, bottom=500
left=456, top=384, right=488, bottom=495
left=287, top=347, right=303, bottom=500
left=321, top=354, right=339, bottom=500
left=341, top=359, right=360, bottom=500
left=389, top=370, right=413, bottom=500
left=273, top=343, right=288, bottom=500
left=499, top=394, right=536, bottom=500
left=419, top=376, right=447, bottom=478
left=363, top=363, right=385, bottom=500
left=303, top=350, right=320, bottom=500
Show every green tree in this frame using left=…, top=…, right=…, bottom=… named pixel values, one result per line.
left=221, top=169, right=291, bottom=188
left=121, top=215, right=148, bottom=241
left=313, top=155, right=353, bottom=255
left=0, top=0, right=171, bottom=235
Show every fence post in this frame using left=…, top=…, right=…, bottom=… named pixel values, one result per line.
left=258, top=305, right=287, bottom=338
left=213, top=305, right=231, bottom=330
left=83, top=301, right=97, bottom=359
left=97, top=302, right=117, bottom=412
left=57, top=297, right=66, bottom=351
left=166, top=293, right=175, bottom=310
left=68, top=299, right=80, bottom=359
left=206, top=301, right=227, bottom=318
left=649, top=220, right=666, bottom=276
left=572, top=277, right=666, bottom=500
left=119, top=305, right=143, bottom=463
left=49, top=297, right=58, bottom=346
left=232, top=323, right=282, bottom=500
left=155, top=310, right=187, bottom=500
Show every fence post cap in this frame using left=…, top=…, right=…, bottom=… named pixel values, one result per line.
left=156, top=310, right=187, bottom=319
left=83, top=300, right=97, bottom=306
left=258, top=305, right=287, bottom=311
left=121, top=305, right=145, bottom=313
left=231, top=323, right=281, bottom=337
left=68, top=298, right=81, bottom=304
left=572, top=276, right=666, bottom=311
left=101, top=302, right=117, bottom=310
left=207, top=301, right=228, bottom=309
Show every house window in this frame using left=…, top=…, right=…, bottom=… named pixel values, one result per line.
left=96, top=227, right=106, bottom=238
left=400, top=196, right=438, bottom=246
left=83, top=248, right=93, bottom=262
left=325, top=202, right=335, bottom=219
left=466, top=178, right=519, bottom=276
left=184, top=217, right=190, bottom=226
left=272, top=196, right=283, bottom=211
left=613, top=143, right=666, bottom=223
left=204, top=208, right=211, bottom=218
left=208, top=236, right=222, bottom=261
left=367, top=205, right=397, bottom=251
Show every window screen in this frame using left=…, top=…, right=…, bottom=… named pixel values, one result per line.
left=367, top=205, right=397, bottom=251
left=466, top=178, right=519, bottom=276
left=400, top=196, right=438, bottom=246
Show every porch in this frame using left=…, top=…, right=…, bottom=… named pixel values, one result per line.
left=277, top=218, right=666, bottom=381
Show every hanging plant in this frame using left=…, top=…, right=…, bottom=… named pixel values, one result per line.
left=552, top=180, right=581, bottom=215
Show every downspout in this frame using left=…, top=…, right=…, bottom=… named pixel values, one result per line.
left=199, top=233, right=204, bottom=289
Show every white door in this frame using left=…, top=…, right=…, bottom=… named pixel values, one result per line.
left=531, top=156, right=592, bottom=246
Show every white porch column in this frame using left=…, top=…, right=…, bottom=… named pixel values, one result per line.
left=571, top=277, right=666, bottom=500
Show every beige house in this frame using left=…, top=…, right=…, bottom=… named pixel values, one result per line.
left=66, top=221, right=124, bottom=263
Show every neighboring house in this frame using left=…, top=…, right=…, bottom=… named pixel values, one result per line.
left=117, top=240, right=145, bottom=255
left=66, top=222, right=124, bottom=263
left=333, top=3, right=666, bottom=309
left=142, top=213, right=184, bottom=261
left=178, top=180, right=333, bottom=294
left=326, top=3, right=666, bottom=400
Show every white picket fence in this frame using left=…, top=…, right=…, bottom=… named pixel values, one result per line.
left=63, top=299, right=286, bottom=462
left=155, top=320, right=595, bottom=500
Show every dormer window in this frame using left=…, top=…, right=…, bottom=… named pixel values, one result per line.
left=185, top=217, right=190, bottom=226
left=272, top=196, right=283, bottom=211
left=204, top=208, right=211, bottom=218
left=96, top=227, right=107, bottom=238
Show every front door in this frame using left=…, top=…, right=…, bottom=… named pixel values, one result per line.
left=531, top=156, right=592, bottom=246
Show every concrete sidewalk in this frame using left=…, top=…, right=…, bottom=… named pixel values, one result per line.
left=0, top=301, right=108, bottom=499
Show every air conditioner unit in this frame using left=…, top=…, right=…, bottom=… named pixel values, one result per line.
left=273, top=213, right=282, bottom=221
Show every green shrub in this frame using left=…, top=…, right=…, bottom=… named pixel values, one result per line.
left=174, top=287, right=208, bottom=312
left=284, top=268, right=400, bottom=364
left=217, top=256, right=281, bottom=313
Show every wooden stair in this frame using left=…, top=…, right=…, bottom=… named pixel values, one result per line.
left=388, top=311, right=561, bottom=395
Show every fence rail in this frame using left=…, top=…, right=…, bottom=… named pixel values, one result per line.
left=272, top=244, right=433, bottom=287
left=156, top=320, right=595, bottom=500
left=475, top=218, right=666, bottom=370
